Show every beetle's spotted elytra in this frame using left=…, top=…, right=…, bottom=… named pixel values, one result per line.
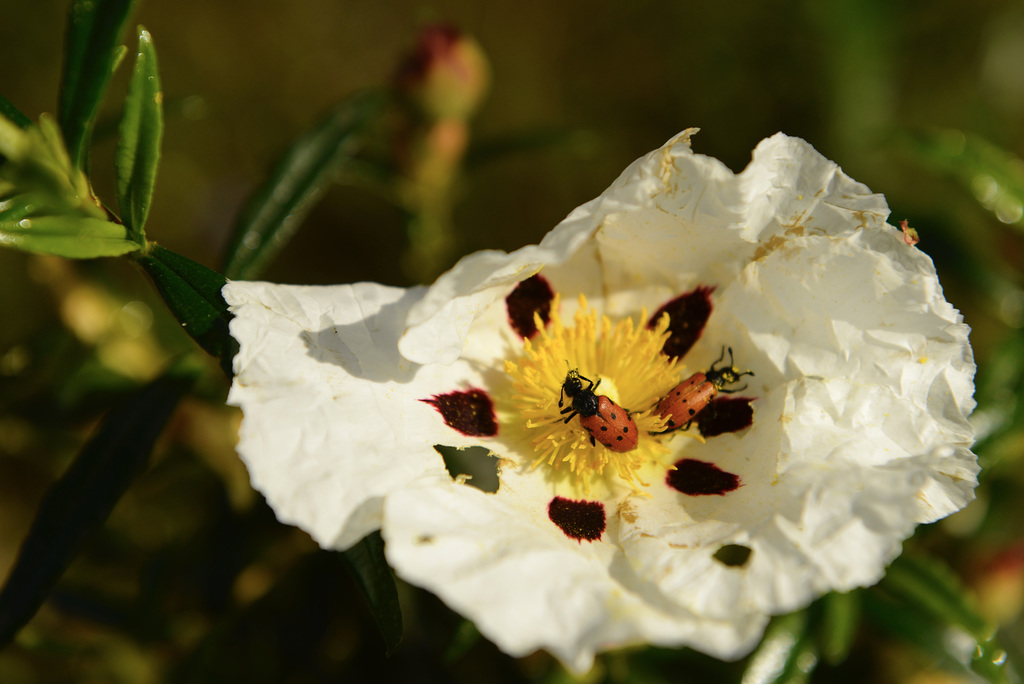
left=656, top=347, right=753, bottom=432
left=560, top=369, right=638, bottom=452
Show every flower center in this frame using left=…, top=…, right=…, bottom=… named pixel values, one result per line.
left=503, top=295, right=688, bottom=493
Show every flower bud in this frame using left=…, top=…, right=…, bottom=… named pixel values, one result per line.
left=395, top=24, right=490, bottom=121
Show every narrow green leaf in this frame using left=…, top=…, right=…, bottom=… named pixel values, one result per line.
left=903, top=129, right=1024, bottom=231
left=59, top=0, right=137, bottom=170
left=741, top=611, right=819, bottom=684
left=0, top=96, right=32, bottom=130
left=0, top=193, right=65, bottom=222
left=342, top=531, right=403, bottom=654
left=221, top=90, right=384, bottom=280
left=0, top=359, right=198, bottom=649
left=864, top=590, right=1012, bottom=684
left=882, top=554, right=992, bottom=640
left=115, top=27, right=162, bottom=242
left=879, top=555, right=1014, bottom=684
left=0, top=214, right=139, bottom=258
left=862, top=589, right=954, bottom=659
left=819, top=591, right=861, bottom=665
left=137, top=245, right=236, bottom=375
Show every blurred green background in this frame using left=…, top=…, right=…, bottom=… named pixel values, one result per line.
left=3, top=0, right=1024, bottom=682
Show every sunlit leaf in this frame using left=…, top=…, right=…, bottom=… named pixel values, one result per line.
left=59, top=0, right=137, bottom=170
left=0, top=96, right=32, bottom=130
left=904, top=129, right=1024, bottom=230
left=115, top=27, right=162, bottom=242
left=342, top=531, right=403, bottom=654
left=741, top=611, right=818, bottom=684
left=0, top=193, right=64, bottom=222
left=1, top=114, right=103, bottom=219
left=0, top=213, right=139, bottom=257
left=0, top=358, right=198, bottom=649
left=136, top=245, right=236, bottom=375
left=220, top=90, right=384, bottom=280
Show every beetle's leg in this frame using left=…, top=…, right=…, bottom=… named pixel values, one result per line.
left=578, top=372, right=595, bottom=392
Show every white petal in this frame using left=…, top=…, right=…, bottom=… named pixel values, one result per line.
left=226, top=280, right=498, bottom=550
left=383, top=471, right=767, bottom=674
left=620, top=375, right=976, bottom=619
left=399, top=217, right=595, bottom=366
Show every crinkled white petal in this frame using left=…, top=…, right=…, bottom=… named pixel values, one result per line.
left=226, top=280, right=498, bottom=549
left=619, top=376, right=977, bottom=621
left=399, top=220, right=595, bottom=366
left=382, top=470, right=768, bottom=674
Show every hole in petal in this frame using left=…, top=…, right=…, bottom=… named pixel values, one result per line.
left=666, top=458, right=740, bottom=496
left=713, top=544, right=752, bottom=567
left=435, top=445, right=499, bottom=493
left=548, top=496, right=605, bottom=542
left=506, top=274, right=554, bottom=339
left=422, top=389, right=498, bottom=437
left=648, top=286, right=715, bottom=359
left=695, top=397, right=755, bottom=437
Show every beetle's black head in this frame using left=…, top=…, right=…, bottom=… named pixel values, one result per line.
left=562, top=369, right=583, bottom=397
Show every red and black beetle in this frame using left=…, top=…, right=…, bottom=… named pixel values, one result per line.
left=560, top=369, right=638, bottom=452
left=657, top=346, right=753, bottom=432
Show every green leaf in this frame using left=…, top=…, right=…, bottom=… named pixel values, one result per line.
left=903, top=129, right=1024, bottom=231
left=862, top=589, right=954, bottom=659
left=818, top=590, right=861, bottom=666
left=342, top=531, right=403, bottom=654
left=221, top=90, right=384, bottom=280
left=0, top=96, right=32, bottom=130
left=59, top=0, right=137, bottom=171
left=136, top=245, right=236, bottom=375
left=0, top=193, right=67, bottom=222
left=741, top=611, right=819, bottom=684
left=0, top=359, right=198, bottom=649
left=879, top=554, right=1013, bottom=683
left=115, top=27, right=163, bottom=242
left=0, top=114, right=98, bottom=208
left=882, top=554, right=992, bottom=640
left=0, top=213, right=139, bottom=258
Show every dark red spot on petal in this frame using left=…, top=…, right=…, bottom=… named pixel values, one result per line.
left=548, top=496, right=605, bottom=542
left=422, top=389, right=498, bottom=437
left=666, top=458, right=740, bottom=496
left=506, top=274, right=554, bottom=339
left=648, top=286, right=715, bottom=359
left=695, top=397, right=755, bottom=437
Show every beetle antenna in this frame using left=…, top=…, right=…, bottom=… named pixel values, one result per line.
left=710, top=345, right=727, bottom=371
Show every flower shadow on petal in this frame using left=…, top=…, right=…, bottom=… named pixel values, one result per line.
left=300, top=287, right=427, bottom=384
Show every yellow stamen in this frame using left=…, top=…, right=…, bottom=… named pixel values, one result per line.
left=504, top=294, right=689, bottom=494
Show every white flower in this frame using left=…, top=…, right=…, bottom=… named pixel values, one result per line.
left=224, top=129, right=978, bottom=674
